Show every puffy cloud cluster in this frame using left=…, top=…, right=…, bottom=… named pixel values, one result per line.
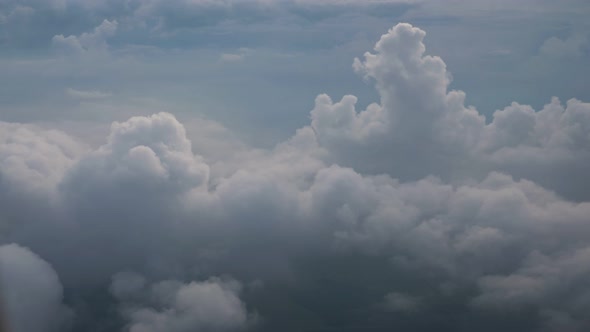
left=2, top=23, right=590, bottom=332
left=111, top=273, right=253, bottom=332
left=0, top=122, right=83, bottom=193
left=63, top=112, right=209, bottom=194
left=0, top=122, right=85, bottom=241
left=309, top=23, right=590, bottom=200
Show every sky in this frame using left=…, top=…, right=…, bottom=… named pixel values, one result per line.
left=1, top=1, right=590, bottom=331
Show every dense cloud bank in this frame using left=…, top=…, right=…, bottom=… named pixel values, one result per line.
left=2, top=23, right=590, bottom=332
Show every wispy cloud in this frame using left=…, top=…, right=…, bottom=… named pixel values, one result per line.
left=65, top=88, right=112, bottom=99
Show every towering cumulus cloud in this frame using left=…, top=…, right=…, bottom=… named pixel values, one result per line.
left=1, top=23, right=590, bottom=332
left=310, top=23, right=590, bottom=200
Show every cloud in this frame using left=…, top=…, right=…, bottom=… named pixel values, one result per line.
left=48, top=113, right=210, bottom=286
left=0, top=244, right=71, bottom=332
left=112, top=275, right=254, bottom=332
left=0, top=121, right=83, bottom=193
left=219, top=49, right=252, bottom=63
left=1, top=0, right=414, bottom=50
left=540, top=34, right=588, bottom=58
left=1, top=22, right=590, bottom=332
left=62, top=112, right=210, bottom=194
left=52, top=19, right=117, bottom=54
left=65, top=88, right=112, bottom=99
left=305, top=23, right=590, bottom=200
left=220, top=53, right=244, bottom=62
left=0, top=122, right=85, bottom=239
left=383, top=292, right=422, bottom=312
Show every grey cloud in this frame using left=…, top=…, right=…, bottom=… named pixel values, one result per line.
left=2, top=22, right=590, bottom=332
left=220, top=53, right=244, bottom=62
left=474, top=247, right=590, bottom=327
left=52, top=19, right=117, bottom=54
left=286, top=0, right=416, bottom=22
left=49, top=113, right=210, bottom=286
left=112, top=276, right=253, bottom=332
left=308, top=23, right=484, bottom=179
left=0, top=122, right=85, bottom=241
left=64, top=112, right=209, bottom=193
left=1, top=0, right=414, bottom=51
left=539, top=34, right=588, bottom=58
left=66, top=88, right=112, bottom=99
left=383, top=292, right=422, bottom=312
left=0, top=0, right=123, bottom=49
left=0, top=121, right=83, bottom=193
left=305, top=23, right=590, bottom=200
left=3, top=116, right=590, bottom=330
left=110, top=271, right=147, bottom=301
left=0, top=244, right=71, bottom=332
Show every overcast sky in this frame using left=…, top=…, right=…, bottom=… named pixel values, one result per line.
left=1, top=1, right=590, bottom=332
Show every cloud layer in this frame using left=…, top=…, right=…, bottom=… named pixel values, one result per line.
left=1, top=23, right=590, bottom=332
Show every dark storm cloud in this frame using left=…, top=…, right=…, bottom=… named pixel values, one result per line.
left=1, top=22, right=590, bottom=332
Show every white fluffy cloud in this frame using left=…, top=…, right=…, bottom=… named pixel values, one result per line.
left=306, top=23, right=590, bottom=200
left=63, top=112, right=209, bottom=193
